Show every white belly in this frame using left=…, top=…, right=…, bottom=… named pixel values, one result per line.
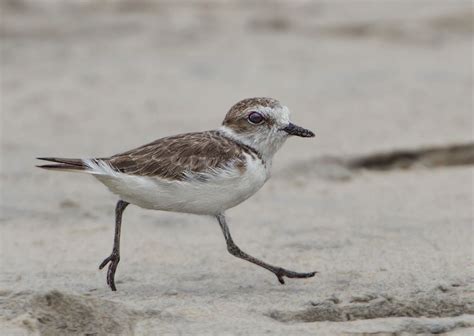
left=93, top=155, right=269, bottom=215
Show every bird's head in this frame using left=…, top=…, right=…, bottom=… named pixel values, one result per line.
left=220, top=97, right=314, bottom=160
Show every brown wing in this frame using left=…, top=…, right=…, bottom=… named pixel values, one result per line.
left=105, top=131, right=247, bottom=180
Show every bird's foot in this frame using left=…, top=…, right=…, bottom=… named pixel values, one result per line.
left=99, top=252, right=120, bottom=291
left=273, top=267, right=317, bottom=285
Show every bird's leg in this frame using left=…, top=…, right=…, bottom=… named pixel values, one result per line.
left=216, top=214, right=316, bottom=284
left=99, top=200, right=129, bottom=291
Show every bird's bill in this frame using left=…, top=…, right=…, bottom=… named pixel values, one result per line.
left=282, top=123, right=315, bottom=137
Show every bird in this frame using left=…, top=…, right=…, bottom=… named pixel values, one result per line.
left=37, top=97, right=316, bottom=291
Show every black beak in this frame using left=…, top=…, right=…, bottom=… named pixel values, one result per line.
left=282, top=123, right=315, bottom=138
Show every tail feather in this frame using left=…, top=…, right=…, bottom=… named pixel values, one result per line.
left=36, top=157, right=87, bottom=172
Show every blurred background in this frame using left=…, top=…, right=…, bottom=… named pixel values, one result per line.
left=2, top=0, right=472, bottom=159
left=1, top=1, right=473, bottom=335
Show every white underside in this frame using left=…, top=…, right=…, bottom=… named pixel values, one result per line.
left=83, top=154, right=269, bottom=215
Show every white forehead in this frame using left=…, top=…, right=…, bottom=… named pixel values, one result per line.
left=255, top=105, right=291, bottom=125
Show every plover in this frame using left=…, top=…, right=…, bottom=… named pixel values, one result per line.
left=37, top=97, right=316, bottom=291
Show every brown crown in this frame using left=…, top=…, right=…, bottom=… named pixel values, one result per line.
left=222, top=97, right=281, bottom=133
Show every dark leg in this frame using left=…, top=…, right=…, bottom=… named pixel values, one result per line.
left=99, top=200, right=129, bottom=291
left=216, top=214, right=316, bottom=284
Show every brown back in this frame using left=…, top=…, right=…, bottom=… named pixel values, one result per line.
left=106, top=130, right=259, bottom=180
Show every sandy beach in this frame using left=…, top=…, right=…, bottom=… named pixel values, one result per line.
left=1, top=1, right=473, bottom=335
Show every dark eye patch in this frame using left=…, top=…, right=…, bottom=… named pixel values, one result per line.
left=248, top=111, right=264, bottom=124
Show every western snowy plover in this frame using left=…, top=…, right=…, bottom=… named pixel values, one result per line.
left=37, top=97, right=316, bottom=291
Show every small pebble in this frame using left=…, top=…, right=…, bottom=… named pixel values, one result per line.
left=437, top=284, right=449, bottom=292
left=165, top=289, right=178, bottom=296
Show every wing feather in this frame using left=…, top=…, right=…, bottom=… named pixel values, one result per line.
left=105, top=131, right=249, bottom=180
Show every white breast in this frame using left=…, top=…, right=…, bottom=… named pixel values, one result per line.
left=91, top=154, right=269, bottom=215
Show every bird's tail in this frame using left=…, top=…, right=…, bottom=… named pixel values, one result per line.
left=36, top=157, right=88, bottom=172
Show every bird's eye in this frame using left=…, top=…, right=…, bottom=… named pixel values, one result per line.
left=248, top=112, right=264, bottom=124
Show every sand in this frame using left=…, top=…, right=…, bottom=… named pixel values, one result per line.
left=1, top=1, right=473, bottom=335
